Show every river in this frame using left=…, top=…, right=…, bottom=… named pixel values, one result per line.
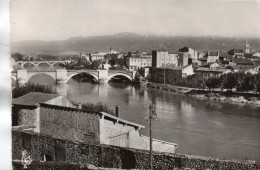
left=29, top=75, right=260, bottom=161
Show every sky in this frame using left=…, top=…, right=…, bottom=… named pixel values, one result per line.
left=11, top=0, right=260, bottom=42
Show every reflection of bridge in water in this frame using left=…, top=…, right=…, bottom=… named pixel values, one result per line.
left=12, top=68, right=137, bottom=84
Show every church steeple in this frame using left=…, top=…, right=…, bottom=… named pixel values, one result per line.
left=245, top=40, right=250, bottom=54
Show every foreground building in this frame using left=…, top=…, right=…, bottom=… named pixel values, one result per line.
left=12, top=92, right=177, bottom=153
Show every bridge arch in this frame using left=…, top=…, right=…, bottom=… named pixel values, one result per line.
left=51, top=61, right=66, bottom=67
left=22, top=62, right=37, bottom=68
left=36, top=62, right=52, bottom=67
left=27, top=72, right=56, bottom=83
left=66, top=72, right=99, bottom=83
left=107, top=73, right=132, bottom=82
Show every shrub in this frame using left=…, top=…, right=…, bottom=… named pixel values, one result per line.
left=81, top=102, right=115, bottom=115
left=12, top=83, right=56, bottom=98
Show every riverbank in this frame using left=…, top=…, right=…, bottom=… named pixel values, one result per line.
left=146, top=82, right=260, bottom=107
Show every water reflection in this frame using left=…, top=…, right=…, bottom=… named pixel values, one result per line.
left=28, top=76, right=260, bottom=160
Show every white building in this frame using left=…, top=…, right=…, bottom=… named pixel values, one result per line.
left=126, top=57, right=152, bottom=70
left=152, top=51, right=179, bottom=68
left=207, top=51, right=219, bottom=63
left=178, top=47, right=198, bottom=60
left=90, top=53, right=106, bottom=61
left=253, top=52, right=260, bottom=59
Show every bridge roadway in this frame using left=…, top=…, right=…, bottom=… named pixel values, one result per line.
left=12, top=69, right=136, bottom=84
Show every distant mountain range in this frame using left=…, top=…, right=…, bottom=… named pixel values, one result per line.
left=11, top=32, right=260, bottom=56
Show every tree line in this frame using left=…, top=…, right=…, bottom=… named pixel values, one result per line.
left=205, top=72, right=260, bottom=93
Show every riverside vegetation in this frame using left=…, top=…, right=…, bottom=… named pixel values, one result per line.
left=147, top=72, right=260, bottom=107
left=12, top=83, right=115, bottom=114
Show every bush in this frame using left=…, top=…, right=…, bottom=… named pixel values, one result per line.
left=12, top=83, right=56, bottom=98
left=81, top=102, right=115, bottom=115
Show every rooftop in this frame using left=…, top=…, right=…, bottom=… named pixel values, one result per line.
left=228, top=49, right=244, bottom=54
left=39, top=103, right=145, bottom=129
left=195, top=67, right=230, bottom=73
left=208, top=51, right=219, bottom=56
left=12, top=92, right=60, bottom=107
left=232, top=58, right=254, bottom=65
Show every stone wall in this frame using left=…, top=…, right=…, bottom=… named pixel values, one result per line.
left=40, top=106, right=100, bottom=144
left=12, top=130, right=260, bottom=170
left=12, top=106, right=37, bottom=127
left=129, top=131, right=177, bottom=153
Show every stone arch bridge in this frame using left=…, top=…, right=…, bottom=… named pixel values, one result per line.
left=12, top=69, right=137, bottom=84
left=17, top=60, right=73, bottom=68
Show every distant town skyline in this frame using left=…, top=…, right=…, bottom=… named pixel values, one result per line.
left=11, top=0, right=260, bottom=42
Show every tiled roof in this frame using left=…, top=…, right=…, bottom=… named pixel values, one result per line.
left=232, top=58, right=254, bottom=65
left=12, top=92, right=60, bottom=106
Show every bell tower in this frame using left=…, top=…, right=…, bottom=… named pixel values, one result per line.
left=245, top=40, right=250, bottom=54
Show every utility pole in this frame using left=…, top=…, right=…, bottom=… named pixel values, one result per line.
left=149, top=102, right=157, bottom=170
left=164, top=52, right=166, bottom=85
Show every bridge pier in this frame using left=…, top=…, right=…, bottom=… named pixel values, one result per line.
left=56, top=69, right=68, bottom=84
left=17, top=70, right=28, bottom=85
left=98, top=70, right=109, bottom=84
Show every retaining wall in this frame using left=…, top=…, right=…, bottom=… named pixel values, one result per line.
left=12, top=130, right=260, bottom=170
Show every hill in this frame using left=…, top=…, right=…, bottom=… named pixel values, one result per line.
left=11, top=32, right=260, bottom=56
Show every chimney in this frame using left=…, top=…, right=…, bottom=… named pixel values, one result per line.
left=115, top=105, right=120, bottom=117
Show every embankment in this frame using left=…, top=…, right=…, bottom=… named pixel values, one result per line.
left=146, top=82, right=260, bottom=107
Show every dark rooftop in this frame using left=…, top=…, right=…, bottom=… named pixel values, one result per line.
left=208, top=51, right=219, bottom=56
left=232, top=58, right=254, bottom=65
left=12, top=92, right=60, bottom=106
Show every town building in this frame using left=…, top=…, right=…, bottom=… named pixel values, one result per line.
left=178, top=47, right=198, bottom=60
left=194, top=68, right=231, bottom=87
left=245, top=41, right=250, bottom=54
left=126, top=57, right=152, bottom=70
left=152, top=50, right=179, bottom=68
left=90, top=53, right=106, bottom=61
left=252, top=52, right=260, bottom=59
left=227, top=49, right=244, bottom=56
left=12, top=92, right=177, bottom=153
left=151, top=65, right=194, bottom=84
left=206, top=51, right=219, bottom=63
left=177, top=53, right=189, bottom=66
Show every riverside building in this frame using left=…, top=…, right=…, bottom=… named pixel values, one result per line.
left=126, top=57, right=152, bottom=70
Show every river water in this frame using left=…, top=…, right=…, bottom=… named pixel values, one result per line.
left=29, top=75, right=260, bottom=160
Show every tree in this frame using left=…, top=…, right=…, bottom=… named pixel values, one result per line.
left=11, top=53, right=24, bottom=61
left=221, top=72, right=237, bottom=91
left=205, top=76, right=221, bottom=91
left=91, top=60, right=102, bottom=69
left=235, top=72, right=246, bottom=92
left=12, top=83, right=57, bottom=98
left=251, top=73, right=260, bottom=94
left=240, top=73, right=254, bottom=92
